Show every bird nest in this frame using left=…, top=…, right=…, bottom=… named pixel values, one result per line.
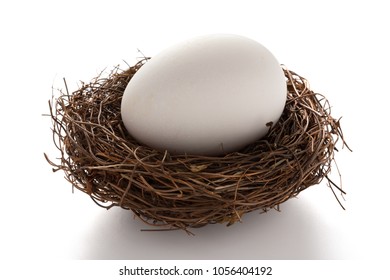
left=45, top=59, right=349, bottom=232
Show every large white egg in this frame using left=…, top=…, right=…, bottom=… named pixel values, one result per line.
left=121, top=34, right=287, bottom=156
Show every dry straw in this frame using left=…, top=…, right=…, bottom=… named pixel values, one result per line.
left=45, top=59, right=350, bottom=232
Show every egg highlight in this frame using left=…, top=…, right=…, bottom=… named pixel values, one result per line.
left=121, top=34, right=287, bottom=156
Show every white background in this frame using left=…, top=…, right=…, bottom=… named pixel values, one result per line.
left=1, top=0, right=389, bottom=272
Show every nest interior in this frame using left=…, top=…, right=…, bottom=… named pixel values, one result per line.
left=45, top=59, right=349, bottom=231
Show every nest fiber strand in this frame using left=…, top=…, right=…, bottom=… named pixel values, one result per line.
left=45, top=59, right=348, bottom=230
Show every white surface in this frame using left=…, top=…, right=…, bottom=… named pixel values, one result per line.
left=121, top=34, right=286, bottom=155
left=0, top=0, right=389, bottom=262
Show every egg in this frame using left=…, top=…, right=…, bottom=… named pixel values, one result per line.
left=121, top=34, right=287, bottom=156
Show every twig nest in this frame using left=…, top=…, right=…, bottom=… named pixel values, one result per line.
left=45, top=59, right=349, bottom=231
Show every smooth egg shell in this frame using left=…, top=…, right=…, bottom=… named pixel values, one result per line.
left=121, top=34, right=287, bottom=155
